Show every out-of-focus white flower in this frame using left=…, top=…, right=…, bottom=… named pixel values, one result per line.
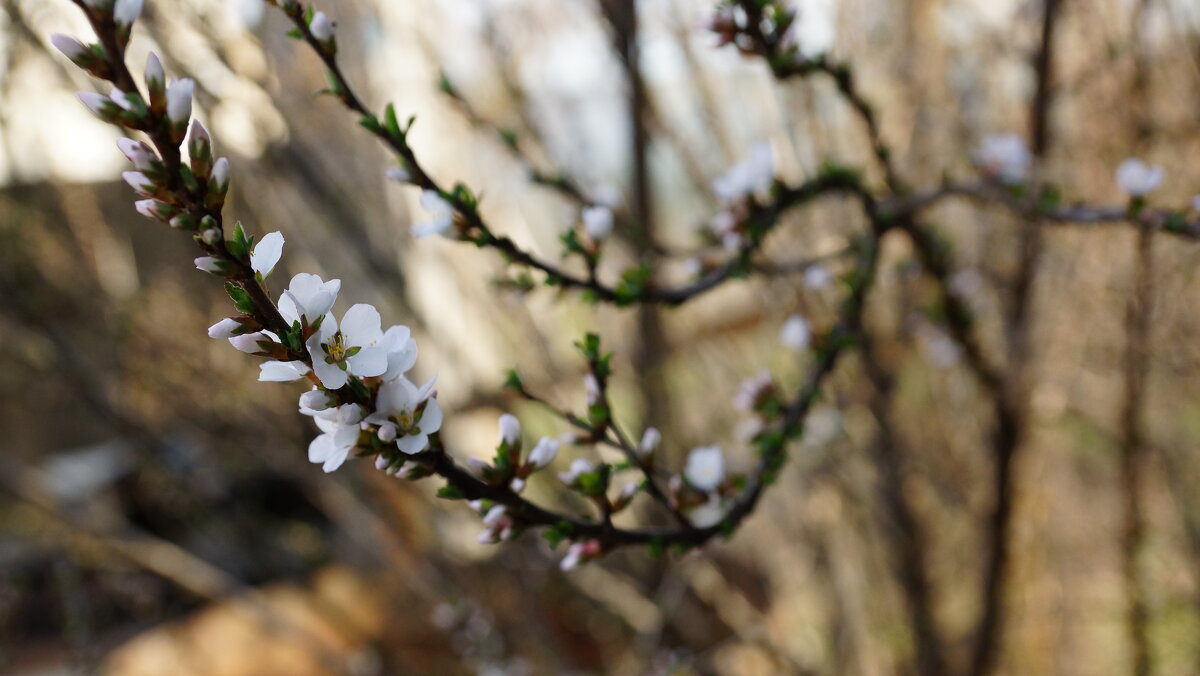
left=804, top=264, right=831, bottom=289
left=976, top=134, right=1031, bottom=185
left=113, top=0, right=143, bottom=27
left=712, top=142, right=774, bottom=203
left=527, top=437, right=560, bottom=469
left=582, top=206, right=613, bottom=240
left=259, top=360, right=310, bottom=382
left=684, top=445, right=725, bottom=491
left=134, top=199, right=168, bottom=221
left=51, top=35, right=88, bottom=62
left=380, top=325, right=418, bottom=381
left=250, top=231, right=284, bottom=279
left=689, top=495, right=728, bottom=528
left=780, top=314, right=811, bottom=351
left=229, top=329, right=278, bottom=353
left=803, top=405, right=842, bottom=447
left=308, top=404, right=363, bottom=472
left=207, top=318, right=241, bottom=339
left=385, top=166, right=411, bottom=183
left=1116, top=158, right=1164, bottom=197
left=561, top=540, right=602, bottom=571
left=414, top=190, right=455, bottom=238
left=78, top=92, right=112, bottom=119
left=365, top=376, right=442, bottom=455
left=166, top=78, right=194, bottom=125
left=306, top=304, right=388, bottom=389
left=498, top=413, right=521, bottom=446
left=211, top=157, right=230, bottom=189
left=584, top=373, right=601, bottom=406
left=639, top=427, right=661, bottom=456
left=309, top=11, right=334, bottom=41
left=108, top=89, right=136, bottom=112
left=278, top=273, right=340, bottom=324
left=588, top=183, right=622, bottom=208
left=558, top=458, right=594, bottom=485
left=733, top=369, right=773, bottom=411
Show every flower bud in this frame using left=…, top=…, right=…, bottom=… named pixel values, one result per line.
left=117, top=138, right=160, bottom=172
left=377, top=421, right=398, bottom=443
left=208, top=157, right=230, bottom=210
left=229, top=330, right=273, bottom=352
left=509, top=477, right=526, bottom=493
left=200, top=228, right=222, bottom=245
left=50, top=34, right=89, bottom=63
left=638, top=427, right=661, bottom=457
left=584, top=373, right=601, bottom=406
left=582, top=205, right=613, bottom=240
left=779, top=314, right=811, bottom=351
left=375, top=454, right=390, bottom=470
left=169, top=213, right=197, bottom=230
left=385, top=166, right=411, bottom=183
left=526, top=437, right=559, bottom=470
left=145, top=53, right=166, bottom=111
left=113, top=0, right=143, bottom=29
left=78, top=92, right=117, bottom=121
left=134, top=199, right=174, bottom=221
left=188, top=120, right=213, bottom=178
left=109, top=88, right=136, bottom=112
left=166, top=78, right=194, bottom=129
left=299, top=389, right=334, bottom=413
left=122, top=171, right=156, bottom=196
left=309, top=11, right=335, bottom=42
left=194, top=256, right=228, bottom=275
left=498, top=413, right=520, bottom=446
left=207, top=318, right=241, bottom=339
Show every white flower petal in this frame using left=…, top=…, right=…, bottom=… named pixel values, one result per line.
left=250, top=231, right=284, bottom=278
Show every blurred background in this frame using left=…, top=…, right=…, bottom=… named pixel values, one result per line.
left=3, top=0, right=1200, bottom=673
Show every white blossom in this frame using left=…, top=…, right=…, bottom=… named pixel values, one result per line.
left=582, top=206, right=613, bottom=240
left=298, top=389, right=334, bottom=415
left=976, top=134, right=1031, bottom=185
left=250, top=231, right=284, bottom=278
left=1116, top=158, right=1164, bottom=197
left=689, top=495, right=728, bottom=528
left=560, top=540, right=601, bottom=571
left=380, top=325, right=418, bottom=381
left=639, top=427, right=661, bottom=456
left=50, top=35, right=88, bottom=62
left=385, top=166, right=410, bottom=183
left=259, top=360, right=310, bottom=382
left=365, top=376, right=443, bottom=455
left=804, top=264, right=831, bottom=289
left=414, top=190, right=454, bottom=238
left=309, top=11, right=334, bottom=41
left=498, top=413, right=521, bottom=446
left=278, top=273, right=340, bottom=324
left=308, top=404, right=363, bottom=472
left=527, top=437, right=560, bottom=469
left=779, top=314, right=811, bottom=351
left=229, top=330, right=277, bottom=354
left=122, top=171, right=155, bottom=195
left=166, top=78, right=194, bottom=125
left=733, top=369, right=772, bottom=411
left=114, top=0, right=143, bottom=27
left=207, top=318, right=241, bottom=339
left=144, top=53, right=164, bottom=90
left=194, top=256, right=224, bottom=274
left=712, top=142, right=773, bottom=203
left=78, top=92, right=110, bottom=118
left=558, top=458, right=594, bottom=485
left=684, top=445, right=725, bottom=491
left=588, top=183, right=622, bottom=208
left=306, top=304, right=388, bottom=389
left=584, top=373, right=600, bottom=406
left=117, top=138, right=159, bottom=171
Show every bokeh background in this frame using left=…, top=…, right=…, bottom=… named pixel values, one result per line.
left=4, top=0, right=1200, bottom=674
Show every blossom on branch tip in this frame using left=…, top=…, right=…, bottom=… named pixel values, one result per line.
left=385, top=166, right=411, bottom=183
left=975, top=134, right=1030, bottom=185
left=560, top=540, right=602, bottom=571
left=306, top=304, right=388, bottom=389
left=582, top=206, right=613, bottom=240
left=250, top=231, right=284, bottom=279
left=584, top=373, right=600, bottom=406
left=558, top=458, right=594, bottom=485
left=498, top=413, right=521, bottom=446
left=278, top=273, right=340, bottom=324
left=78, top=92, right=115, bottom=120
left=733, top=369, right=773, bottom=411
left=804, top=264, right=831, bottom=289
left=259, top=360, right=310, bottom=382
left=689, top=495, right=728, bottom=528
left=712, top=142, right=773, bottom=204
left=1116, top=158, right=1164, bottom=197
left=684, top=445, right=725, bottom=491
left=780, top=314, right=811, bottom=351
left=299, top=389, right=334, bottom=415
left=309, top=11, right=334, bottom=42
left=122, top=171, right=155, bottom=196
left=365, top=376, right=443, bottom=455
left=194, top=256, right=226, bottom=274
left=117, top=138, right=160, bottom=172
left=414, top=190, right=455, bottom=238
left=134, top=199, right=173, bottom=221
left=308, top=404, right=363, bottom=472
left=145, top=53, right=164, bottom=91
